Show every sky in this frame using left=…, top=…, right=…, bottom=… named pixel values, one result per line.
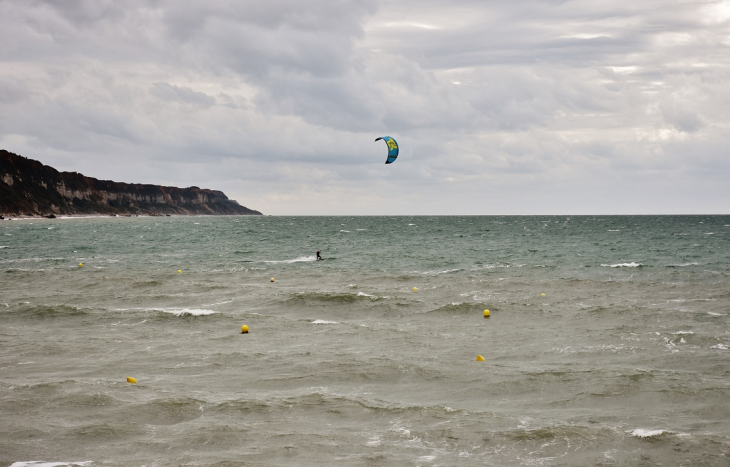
left=1, top=0, right=729, bottom=215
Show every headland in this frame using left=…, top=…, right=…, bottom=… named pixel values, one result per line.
left=0, top=150, right=262, bottom=217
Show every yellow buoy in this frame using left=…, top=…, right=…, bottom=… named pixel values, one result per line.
left=412, top=287, right=418, bottom=292
left=541, top=293, right=546, bottom=297
left=476, top=355, right=485, bottom=362
left=241, top=325, right=249, bottom=334
left=126, top=376, right=137, bottom=384
left=78, top=263, right=83, bottom=268
left=177, top=269, right=182, bottom=274
left=270, top=277, right=275, bottom=282
left=483, top=309, right=490, bottom=318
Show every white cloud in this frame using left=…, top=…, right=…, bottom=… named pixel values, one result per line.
left=0, top=0, right=728, bottom=214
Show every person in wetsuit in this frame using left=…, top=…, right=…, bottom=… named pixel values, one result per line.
left=316, top=250, right=323, bottom=260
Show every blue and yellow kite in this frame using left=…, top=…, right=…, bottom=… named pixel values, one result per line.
left=375, top=136, right=399, bottom=164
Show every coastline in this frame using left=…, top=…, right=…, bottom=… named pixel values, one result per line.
left=1, top=150, right=263, bottom=217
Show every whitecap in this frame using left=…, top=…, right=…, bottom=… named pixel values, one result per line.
left=0, top=246, right=8, bottom=249
left=357, top=292, right=376, bottom=298
left=312, top=319, right=337, bottom=324
left=421, top=268, right=462, bottom=275
left=10, top=463, right=93, bottom=467
left=630, top=429, right=669, bottom=438
left=156, top=308, right=216, bottom=316
left=602, top=262, right=643, bottom=268
left=672, top=331, right=694, bottom=335
left=607, top=229, right=620, bottom=232
left=711, top=344, right=728, bottom=350
left=339, top=230, right=351, bottom=233
left=366, top=436, right=381, bottom=447
left=263, top=256, right=316, bottom=263
left=708, top=312, right=726, bottom=316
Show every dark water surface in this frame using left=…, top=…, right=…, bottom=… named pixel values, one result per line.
left=1, top=215, right=729, bottom=466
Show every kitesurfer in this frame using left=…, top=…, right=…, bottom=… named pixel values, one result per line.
left=316, top=250, right=323, bottom=261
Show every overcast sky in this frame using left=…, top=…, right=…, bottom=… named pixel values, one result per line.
left=1, top=0, right=729, bottom=214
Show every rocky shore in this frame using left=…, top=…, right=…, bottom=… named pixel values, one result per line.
left=0, top=150, right=262, bottom=217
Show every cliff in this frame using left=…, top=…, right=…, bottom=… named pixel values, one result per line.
left=0, top=150, right=262, bottom=216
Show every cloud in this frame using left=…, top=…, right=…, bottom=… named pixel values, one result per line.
left=0, top=0, right=728, bottom=214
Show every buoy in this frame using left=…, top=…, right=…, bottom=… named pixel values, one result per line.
left=412, top=287, right=418, bottom=292
left=270, top=277, right=275, bottom=282
left=126, top=376, right=137, bottom=384
left=476, top=355, right=485, bottom=362
left=541, top=293, right=546, bottom=297
left=177, top=270, right=182, bottom=274
left=483, top=309, right=490, bottom=318
left=241, top=325, right=249, bottom=334
left=78, top=263, right=83, bottom=268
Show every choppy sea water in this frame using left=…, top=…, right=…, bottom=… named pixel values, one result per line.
left=1, top=215, right=729, bottom=466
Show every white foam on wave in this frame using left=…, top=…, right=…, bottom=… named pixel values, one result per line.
left=0, top=245, right=9, bottom=248
left=264, top=256, right=316, bottom=263
left=10, top=462, right=93, bottom=467
left=708, top=312, right=726, bottom=316
left=602, top=262, right=643, bottom=268
left=607, top=229, right=621, bottom=232
left=357, top=292, right=376, bottom=298
left=366, top=436, right=381, bottom=446
left=421, top=268, right=462, bottom=275
left=115, top=307, right=217, bottom=316
left=629, top=428, right=669, bottom=438
left=312, top=319, right=337, bottom=324
left=711, top=344, right=728, bottom=350
left=159, top=308, right=216, bottom=316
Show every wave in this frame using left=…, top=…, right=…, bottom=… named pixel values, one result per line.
left=288, top=291, right=383, bottom=303
left=153, top=308, right=217, bottom=316
left=601, top=262, right=644, bottom=268
left=427, top=302, right=489, bottom=314
left=420, top=268, right=463, bottom=275
left=129, top=397, right=204, bottom=426
left=356, top=291, right=377, bottom=299
left=113, top=307, right=217, bottom=317
left=10, top=462, right=93, bottom=467
left=629, top=428, right=671, bottom=438
left=263, top=256, right=316, bottom=263
left=311, top=319, right=338, bottom=324
left=666, top=262, right=699, bottom=267
left=6, top=304, right=90, bottom=319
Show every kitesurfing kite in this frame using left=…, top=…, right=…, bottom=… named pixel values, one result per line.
left=375, top=136, right=399, bottom=164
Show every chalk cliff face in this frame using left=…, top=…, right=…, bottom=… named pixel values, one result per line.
left=0, top=150, right=262, bottom=216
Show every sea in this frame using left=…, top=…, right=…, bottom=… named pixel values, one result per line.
left=1, top=215, right=729, bottom=467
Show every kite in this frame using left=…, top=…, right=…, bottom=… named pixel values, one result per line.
left=375, top=136, right=399, bottom=164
